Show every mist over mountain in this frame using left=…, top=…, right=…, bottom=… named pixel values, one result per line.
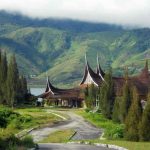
left=0, top=11, right=150, bottom=87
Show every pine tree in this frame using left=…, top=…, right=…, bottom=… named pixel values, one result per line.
left=0, top=50, right=2, bottom=103
left=120, top=69, right=131, bottom=123
left=7, top=54, right=19, bottom=107
left=88, top=83, right=97, bottom=107
left=120, top=81, right=132, bottom=123
left=1, top=52, right=8, bottom=103
left=112, top=96, right=121, bottom=123
left=99, top=69, right=114, bottom=119
left=84, top=84, right=98, bottom=109
left=139, top=94, right=150, bottom=141
left=124, top=87, right=142, bottom=141
left=18, top=75, right=28, bottom=103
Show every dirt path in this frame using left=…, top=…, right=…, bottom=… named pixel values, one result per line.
left=29, top=109, right=103, bottom=142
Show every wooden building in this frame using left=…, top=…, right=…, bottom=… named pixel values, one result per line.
left=39, top=77, right=82, bottom=107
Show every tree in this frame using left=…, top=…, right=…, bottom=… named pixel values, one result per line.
left=112, top=96, right=122, bottom=123
left=18, top=75, right=28, bottom=103
left=0, top=50, right=2, bottom=103
left=120, top=69, right=131, bottom=123
left=7, top=54, right=19, bottom=107
left=1, top=52, right=8, bottom=103
left=124, top=87, right=142, bottom=141
left=99, top=69, right=114, bottom=119
left=139, top=93, right=150, bottom=141
left=84, top=84, right=98, bottom=109
left=120, top=81, right=132, bottom=123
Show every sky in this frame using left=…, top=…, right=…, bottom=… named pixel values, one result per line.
left=0, top=0, right=150, bottom=27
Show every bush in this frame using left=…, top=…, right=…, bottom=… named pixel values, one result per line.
left=21, top=136, right=35, bottom=148
left=85, top=108, right=91, bottom=113
left=0, top=107, right=19, bottom=128
left=105, top=124, right=125, bottom=139
left=0, top=135, right=35, bottom=150
left=0, top=115, right=7, bottom=128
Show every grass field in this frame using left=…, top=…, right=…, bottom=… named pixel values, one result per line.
left=40, top=129, right=75, bottom=143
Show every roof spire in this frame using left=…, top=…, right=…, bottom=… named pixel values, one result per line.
left=145, top=59, right=148, bottom=71
left=85, top=52, right=88, bottom=65
left=96, top=54, right=105, bottom=77
left=46, top=72, right=48, bottom=79
left=97, top=53, right=99, bottom=67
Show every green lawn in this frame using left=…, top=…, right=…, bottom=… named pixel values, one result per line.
left=40, top=129, right=75, bottom=143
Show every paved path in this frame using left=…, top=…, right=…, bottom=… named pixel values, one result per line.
left=29, top=110, right=103, bottom=142
left=38, top=143, right=115, bottom=150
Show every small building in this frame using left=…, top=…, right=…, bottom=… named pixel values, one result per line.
left=38, top=77, right=82, bottom=107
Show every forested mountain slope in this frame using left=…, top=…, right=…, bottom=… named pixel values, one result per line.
left=0, top=11, right=150, bottom=87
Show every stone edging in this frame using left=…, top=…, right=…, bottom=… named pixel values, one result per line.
left=15, top=127, right=38, bottom=138
left=67, top=142, right=128, bottom=150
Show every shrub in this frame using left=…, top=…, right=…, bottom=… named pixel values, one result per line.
left=105, top=124, right=125, bottom=139
left=85, top=108, right=91, bottom=113
left=0, top=115, right=7, bottom=128
left=21, top=136, right=35, bottom=148
left=0, top=135, right=35, bottom=150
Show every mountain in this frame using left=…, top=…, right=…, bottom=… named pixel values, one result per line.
left=0, top=11, right=150, bottom=87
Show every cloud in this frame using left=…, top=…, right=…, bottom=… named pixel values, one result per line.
left=0, top=0, right=150, bottom=27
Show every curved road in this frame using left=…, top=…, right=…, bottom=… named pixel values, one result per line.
left=29, top=110, right=114, bottom=150
left=29, top=110, right=103, bottom=142
left=38, top=143, right=115, bottom=150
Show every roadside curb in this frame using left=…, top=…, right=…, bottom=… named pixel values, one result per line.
left=15, top=127, right=39, bottom=138
left=67, top=142, right=128, bottom=150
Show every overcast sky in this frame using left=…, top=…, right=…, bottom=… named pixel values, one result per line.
left=0, top=0, right=150, bottom=27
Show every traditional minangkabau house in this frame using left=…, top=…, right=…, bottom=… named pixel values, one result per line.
left=39, top=77, right=82, bottom=107
left=39, top=54, right=150, bottom=107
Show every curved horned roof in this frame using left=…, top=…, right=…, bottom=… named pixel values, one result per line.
left=80, top=54, right=105, bottom=86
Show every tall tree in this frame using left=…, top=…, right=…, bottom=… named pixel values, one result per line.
left=0, top=50, right=2, bottom=103
left=84, top=84, right=98, bottom=109
left=1, top=52, right=8, bottom=103
left=139, top=93, right=150, bottom=141
left=120, top=69, right=131, bottom=123
left=124, top=87, right=142, bottom=141
left=18, top=75, right=28, bottom=103
left=7, top=54, right=19, bottom=107
left=99, top=69, right=114, bottom=119
left=112, top=96, right=121, bottom=123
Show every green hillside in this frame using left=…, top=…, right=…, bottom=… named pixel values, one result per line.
left=0, top=11, right=150, bottom=87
